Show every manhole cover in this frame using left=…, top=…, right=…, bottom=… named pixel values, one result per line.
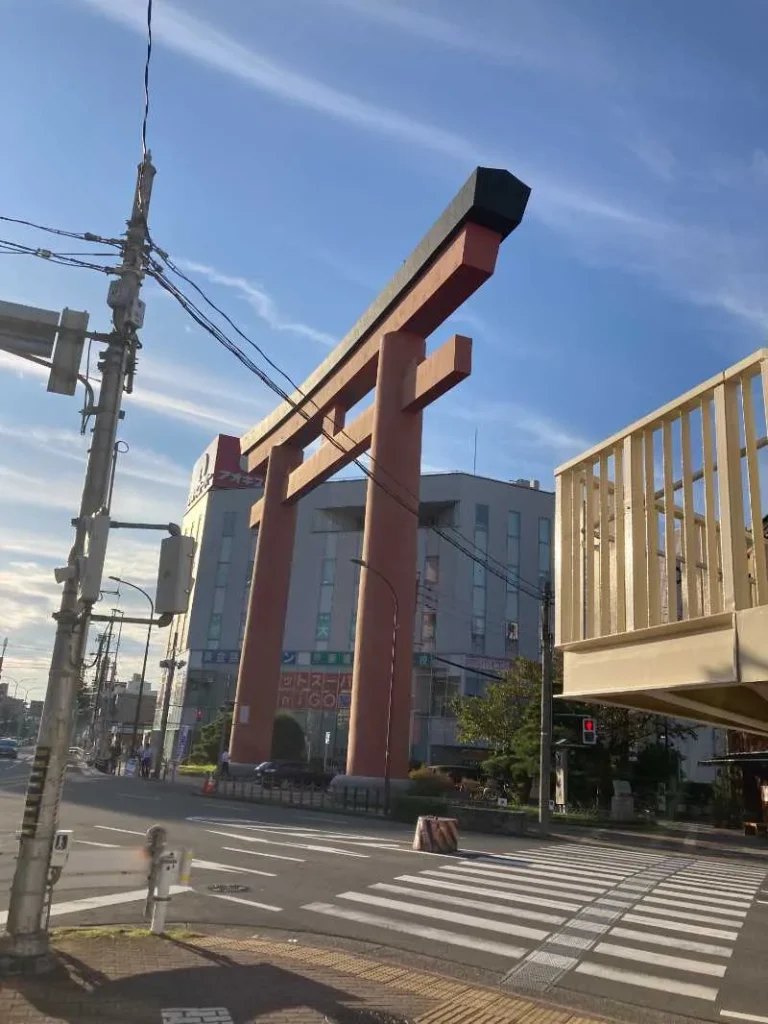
left=207, top=883, right=250, bottom=894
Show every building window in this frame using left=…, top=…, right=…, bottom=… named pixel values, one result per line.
left=222, top=511, right=237, bottom=537
left=321, top=558, right=336, bottom=585
left=212, top=587, right=226, bottom=614
left=315, top=612, right=331, bottom=641
left=424, top=555, right=439, bottom=585
left=506, top=511, right=520, bottom=654
left=465, top=674, right=487, bottom=697
left=472, top=505, right=488, bottom=652
left=207, top=612, right=222, bottom=644
left=215, top=562, right=229, bottom=588
left=318, top=583, right=334, bottom=614
left=421, top=610, right=436, bottom=649
left=219, top=535, right=233, bottom=563
left=538, top=517, right=552, bottom=587
left=430, top=674, right=460, bottom=717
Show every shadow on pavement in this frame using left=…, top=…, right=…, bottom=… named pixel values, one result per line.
left=6, top=939, right=411, bottom=1023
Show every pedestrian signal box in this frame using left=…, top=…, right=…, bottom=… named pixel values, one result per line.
left=582, top=718, right=597, bottom=745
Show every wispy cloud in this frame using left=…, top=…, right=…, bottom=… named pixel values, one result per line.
left=79, top=0, right=768, bottom=340
left=452, top=400, right=590, bottom=456
left=179, top=261, right=337, bottom=347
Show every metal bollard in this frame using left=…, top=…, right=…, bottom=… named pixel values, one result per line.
left=150, top=851, right=177, bottom=935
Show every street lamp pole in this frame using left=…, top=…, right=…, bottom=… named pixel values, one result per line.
left=109, top=576, right=153, bottom=755
left=351, top=557, right=399, bottom=813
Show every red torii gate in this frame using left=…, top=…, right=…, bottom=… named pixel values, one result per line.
left=230, top=167, right=531, bottom=782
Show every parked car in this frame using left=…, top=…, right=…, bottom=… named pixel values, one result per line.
left=428, top=764, right=485, bottom=786
left=253, top=760, right=336, bottom=789
left=0, top=738, right=19, bottom=759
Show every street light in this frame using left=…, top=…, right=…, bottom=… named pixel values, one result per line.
left=109, top=575, right=153, bottom=754
left=350, top=557, right=399, bottom=813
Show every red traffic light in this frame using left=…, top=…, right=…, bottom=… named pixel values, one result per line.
left=582, top=717, right=597, bottom=744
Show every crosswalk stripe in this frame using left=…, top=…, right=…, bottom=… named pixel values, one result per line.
left=440, top=864, right=607, bottom=895
left=609, top=926, right=733, bottom=958
left=205, top=893, right=282, bottom=912
left=409, top=873, right=584, bottom=912
left=567, top=919, right=610, bottom=934
left=221, top=846, right=304, bottom=863
left=594, top=941, right=727, bottom=977
left=622, top=912, right=738, bottom=941
left=453, top=862, right=614, bottom=888
left=205, top=829, right=368, bottom=858
left=477, top=857, right=630, bottom=881
left=481, top=856, right=630, bottom=880
left=370, top=883, right=567, bottom=926
left=302, top=901, right=527, bottom=960
left=436, top=866, right=599, bottom=901
left=191, top=859, right=275, bottom=878
left=677, top=872, right=761, bottom=888
left=635, top=901, right=745, bottom=927
left=675, top=876, right=759, bottom=893
left=642, top=895, right=747, bottom=918
left=336, top=892, right=550, bottom=941
left=655, top=884, right=752, bottom=906
left=574, top=960, right=718, bottom=1001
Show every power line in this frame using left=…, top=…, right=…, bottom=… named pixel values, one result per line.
left=142, top=0, right=154, bottom=161
left=0, top=214, right=120, bottom=247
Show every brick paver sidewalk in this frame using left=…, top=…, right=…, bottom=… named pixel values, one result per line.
left=0, top=931, right=612, bottom=1024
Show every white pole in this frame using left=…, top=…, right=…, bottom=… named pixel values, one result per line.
left=150, top=854, right=174, bottom=936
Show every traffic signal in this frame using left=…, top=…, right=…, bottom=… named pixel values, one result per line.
left=582, top=717, right=597, bottom=745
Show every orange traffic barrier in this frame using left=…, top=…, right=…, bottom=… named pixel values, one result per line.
left=412, top=815, right=458, bottom=853
left=202, top=773, right=216, bottom=795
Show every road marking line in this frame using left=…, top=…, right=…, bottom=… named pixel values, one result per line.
left=720, top=1011, right=768, bottom=1022
left=76, top=840, right=120, bottom=848
left=301, top=901, right=527, bottom=959
left=635, top=901, right=745, bottom=927
left=609, top=926, right=733, bottom=958
left=655, top=885, right=752, bottom=907
left=488, top=856, right=629, bottom=879
left=93, top=826, right=145, bottom=836
left=435, top=867, right=596, bottom=902
left=205, top=893, right=282, bottom=912
left=336, top=891, right=550, bottom=941
left=191, top=859, right=276, bottom=878
left=205, top=829, right=368, bottom=858
left=439, top=865, right=606, bottom=896
left=594, top=941, right=727, bottom=977
left=672, top=878, right=759, bottom=894
left=0, top=885, right=191, bottom=925
left=402, top=873, right=583, bottom=912
left=116, top=794, right=160, bottom=801
left=678, top=871, right=762, bottom=886
left=445, top=862, right=610, bottom=891
left=575, top=961, right=718, bottom=1001
left=643, top=895, right=748, bottom=917
left=621, top=912, right=738, bottom=941
left=370, top=883, right=567, bottom=926
left=221, top=846, right=304, bottom=863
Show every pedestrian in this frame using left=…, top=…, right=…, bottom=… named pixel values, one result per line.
left=141, top=748, right=152, bottom=778
left=219, top=749, right=230, bottom=778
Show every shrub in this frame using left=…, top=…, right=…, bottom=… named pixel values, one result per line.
left=408, top=767, right=455, bottom=797
left=390, top=794, right=450, bottom=823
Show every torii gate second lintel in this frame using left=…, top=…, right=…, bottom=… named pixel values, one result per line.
left=230, top=166, right=531, bottom=777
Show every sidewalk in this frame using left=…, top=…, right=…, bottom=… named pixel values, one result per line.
left=0, top=929, right=611, bottom=1024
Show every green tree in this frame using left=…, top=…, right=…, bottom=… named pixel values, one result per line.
left=271, top=712, right=305, bottom=760
left=451, top=657, right=540, bottom=754
left=191, top=711, right=232, bottom=765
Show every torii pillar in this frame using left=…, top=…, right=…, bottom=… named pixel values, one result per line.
left=230, top=167, right=531, bottom=773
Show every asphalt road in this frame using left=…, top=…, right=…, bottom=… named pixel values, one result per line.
left=2, top=756, right=768, bottom=1024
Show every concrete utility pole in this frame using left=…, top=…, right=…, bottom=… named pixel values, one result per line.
left=153, top=631, right=179, bottom=779
left=538, top=579, right=554, bottom=838
left=4, top=156, right=155, bottom=965
left=0, top=637, right=7, bottom=687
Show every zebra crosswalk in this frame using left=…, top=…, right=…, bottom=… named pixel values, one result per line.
left=301, top=841, right=766, bottom=1013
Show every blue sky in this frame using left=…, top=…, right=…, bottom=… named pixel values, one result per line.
left=1, top=0, right=767, bottom=697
